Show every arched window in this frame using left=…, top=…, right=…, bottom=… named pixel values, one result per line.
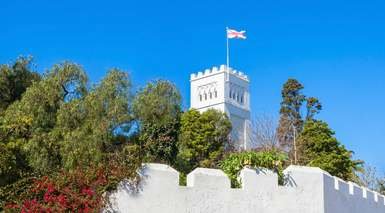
left=240, top=95, right=244, bottom=103
left=214, top=90, right=217, bottom=98
left=236, top=93, right=239, bottom=101
left=204, top=93, right=207, bottom=100
left=209, top=92, right=212, bottom=99
left=199, top=94, right=202, bottom=102
left=229, top=90, right=232, bottom=98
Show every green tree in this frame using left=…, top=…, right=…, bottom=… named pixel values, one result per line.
left=0, top=62, right=135, bottom=174
left=0, top=62, right=87, bottom=179
left=57, top=69, right=134, bottom=170
left=277, top=78, right=322, bottom=162
left=133, top=80, right=182, bottom=165
left=297, top=120, right=362, bottom=181
left=176, top=109, right=232, bottom=174
left=0, top=57, right=40, bottom=112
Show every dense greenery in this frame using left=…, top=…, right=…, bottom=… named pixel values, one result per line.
left=0, top=60, right=140, bottom=211
left=220, top=150, right=287, bottom=187
left=176, top=109, right=232, bottom=174
left=0, top=57, right=379, bottom=210
left=133, top=80, right=181, bottom=165
left=297, top=120, right=362, bottom=181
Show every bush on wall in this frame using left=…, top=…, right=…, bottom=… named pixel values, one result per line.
left=220, top=150, right=287, bottom=187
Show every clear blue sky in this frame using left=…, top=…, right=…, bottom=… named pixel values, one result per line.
left=1, top=0, right=384, bottom=172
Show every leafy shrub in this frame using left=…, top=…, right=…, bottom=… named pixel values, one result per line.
left=220, top=150, right=287, bottom=187
left=3, top=145, right=141, bottom=212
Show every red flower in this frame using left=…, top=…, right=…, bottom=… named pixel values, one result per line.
left=81, top=187, right=94, bottom=196
left=57, top=194, right=67, bottom=207
left=43, top=191, right=52, bottom=203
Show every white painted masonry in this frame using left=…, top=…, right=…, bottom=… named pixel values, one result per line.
left=106, top=163, right=385, bottom=213
left=190, top=65, right=252, bottom=150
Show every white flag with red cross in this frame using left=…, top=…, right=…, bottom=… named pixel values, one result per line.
left=227, top=28, right=246, bottom=39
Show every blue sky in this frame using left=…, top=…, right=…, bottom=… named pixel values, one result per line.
left=1, top=0, right=384, bottom=172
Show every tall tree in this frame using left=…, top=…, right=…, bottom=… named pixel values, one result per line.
left=0, top=57, right=40, bottom=112
left=176, top=109, right=231, bottom=173
left=133, top=80, right=181, bottom=165
left=0, top=62, right=135, bottom=176
left=277, top=78, right=322, bottom=162
left=297, top=120, right=362, bottom=181
left=0, top=62, right=88, bottom=174
left=57, top=69, right=134, bottom=170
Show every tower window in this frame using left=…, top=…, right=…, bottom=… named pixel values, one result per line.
left=214, top=91, right=217, bottom=98
left=199, top=94, right=202, bottom=101
left=229, top=90, right=232, bottom=98
left=204, top=93, right=207, bottom=100
left=209, top=92, right=212, bottom=99
left=240, top=96, right=244, bottom=103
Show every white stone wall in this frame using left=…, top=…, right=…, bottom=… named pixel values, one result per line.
left=106, top=164, right=385, bottom=213
left=190, top=65, right=252, bottom=150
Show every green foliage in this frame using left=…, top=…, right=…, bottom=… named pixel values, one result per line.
left=0, top=56, right=40, bottom=112
left=0, top=175, right=36, bottom=211
left=0, top=62, right=88, bottom=174
left=0, top=141, right=31, bottom=187
left=57, top=69, right=134, bottom=170
left=133, top=80, right=181, bottom=125
left=298, top=120, right=362, bottom=181
left=0, top=143, right=16, bottom=185
left=220, top=150, right=287, bottom=187
left=133, top=80, right=181, bottom=165
left=0, top=62, right=136, bottom=180
left=277, top=78, right=322, bottom=161
left=176, top=109, right=232, bottom=174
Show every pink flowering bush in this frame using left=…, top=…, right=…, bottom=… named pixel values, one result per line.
left=5, top=150, right=141, bottom=212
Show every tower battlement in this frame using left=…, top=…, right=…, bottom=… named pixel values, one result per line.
left=190, top=65, right=249, bottom=81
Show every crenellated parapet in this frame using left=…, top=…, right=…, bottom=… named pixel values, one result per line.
left=107, top=164, right=385, bottom=213
left=190, top=65, right=249, bottom=81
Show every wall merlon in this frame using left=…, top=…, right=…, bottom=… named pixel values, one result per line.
left=365, top=188, right=376, bottom=202
left=187, top=167, right=230, bottom=189
left=141, top=163, right=179, bottom=186
left=348, top=181, right=364, bottom=197
left=333, top=177, right=349, bottom=194
left=240, top=167, right=278, bottom=191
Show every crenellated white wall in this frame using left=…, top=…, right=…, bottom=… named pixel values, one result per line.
left=106, top=164, right=385, bottom=213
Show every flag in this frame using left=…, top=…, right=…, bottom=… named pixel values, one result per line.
left=227, top=28, right=246, bottom=39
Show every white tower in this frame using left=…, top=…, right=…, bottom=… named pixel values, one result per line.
left=190, top=65, right=252, bottom=150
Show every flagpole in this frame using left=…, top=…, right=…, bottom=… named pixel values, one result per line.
left=226, top=27, right=230, bottom=70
